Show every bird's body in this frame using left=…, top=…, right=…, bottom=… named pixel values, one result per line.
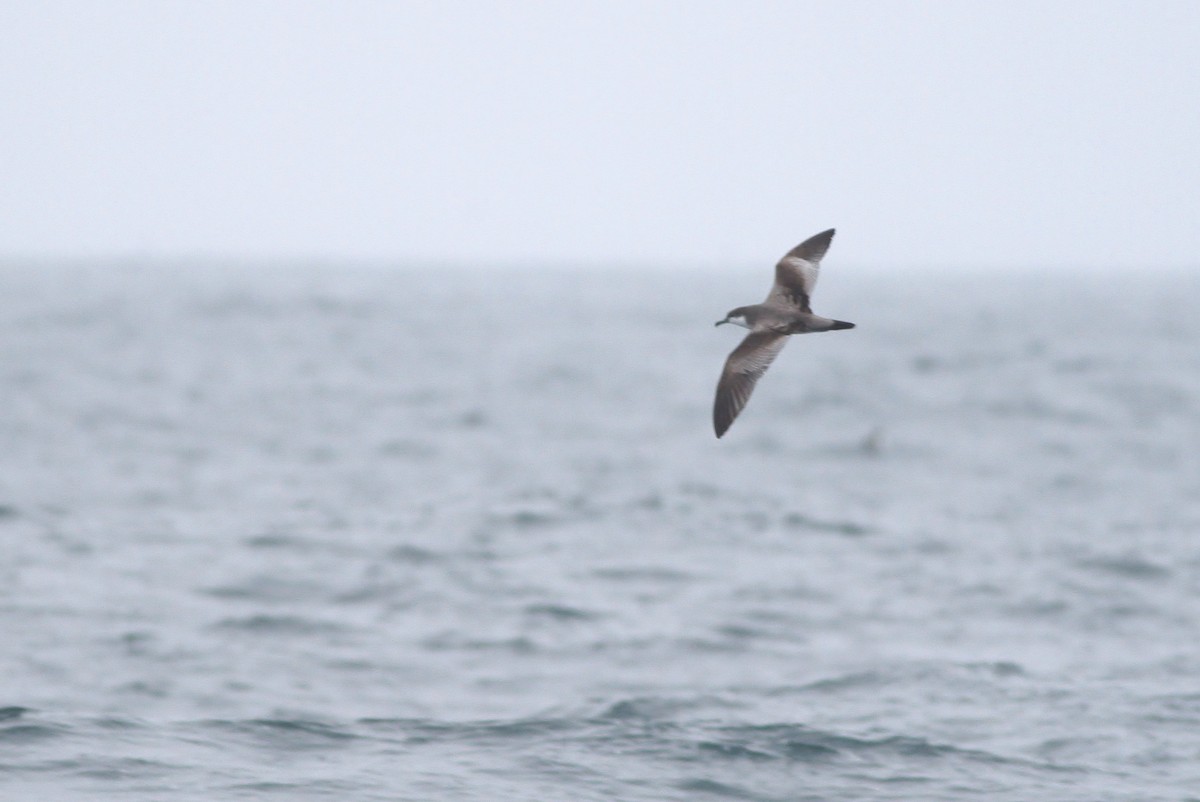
left=713, top=228, right=853, bottom=438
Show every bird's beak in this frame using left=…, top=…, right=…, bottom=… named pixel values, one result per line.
left=714, top=319, right=727, bottom=327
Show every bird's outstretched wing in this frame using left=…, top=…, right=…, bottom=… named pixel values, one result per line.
left=764, top=228, right=835, bottom=313
left=713, top=331, right=789, bottom=437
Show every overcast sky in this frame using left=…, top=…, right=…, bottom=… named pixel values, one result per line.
left=2, top=1, right=1198, bottom=269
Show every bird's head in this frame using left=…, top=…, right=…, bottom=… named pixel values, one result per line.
left=715, top=308, right=752, bottom=329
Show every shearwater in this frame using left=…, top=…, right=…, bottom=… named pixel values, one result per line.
left=712, top=228, right=854, bottom=438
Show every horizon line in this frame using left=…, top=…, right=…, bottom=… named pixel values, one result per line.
left=0, top=251, right=1194, bottom=275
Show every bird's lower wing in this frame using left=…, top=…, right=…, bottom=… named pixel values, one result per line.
left=713, top=332, right=789, bottom=437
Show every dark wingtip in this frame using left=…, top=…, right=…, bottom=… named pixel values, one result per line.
left=787, top=228, right=837, bottom=262
left=831, top=320, right=855, bottom=330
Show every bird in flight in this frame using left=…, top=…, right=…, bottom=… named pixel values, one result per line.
left=713, top=228, right=854, bottom=438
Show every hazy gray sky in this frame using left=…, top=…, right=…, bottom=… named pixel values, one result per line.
left=3, top=1, right=1198, bottom=269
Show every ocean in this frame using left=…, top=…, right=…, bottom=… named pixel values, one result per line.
left=1, top=261, right=1198, bottom=801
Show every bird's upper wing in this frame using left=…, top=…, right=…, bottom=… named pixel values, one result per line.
left=764, top=228, right=835, bottom=313
left=713, top=331, right=789, bottom=437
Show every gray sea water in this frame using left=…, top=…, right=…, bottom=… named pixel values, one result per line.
left=1, top=261, right=1199, bottom=801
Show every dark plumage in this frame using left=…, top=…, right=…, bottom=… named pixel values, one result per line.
left=713, top=229, right=854, bottom=438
